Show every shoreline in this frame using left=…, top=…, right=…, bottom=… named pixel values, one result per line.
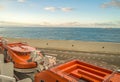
left=5, top=37, right=120, bottom=55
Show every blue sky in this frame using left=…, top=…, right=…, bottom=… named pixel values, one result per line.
left=0, top=0, right=120, bottom=27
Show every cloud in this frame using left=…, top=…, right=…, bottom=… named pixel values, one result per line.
left=101, top=0, right=120, bottom=8
left=61, top=7, right=74, bottom=12
left=44, top=7, right=57, bottom=12
left=1, top=20, right=119, bottom=28
left=58, top=22, right=81, bottom=26
left=0, top=21, right=43, bottom=27
left=0, top=5, right=4, bottom=10
left=17, top=0, right=26, bottom=3
left=44, top=6, right=74, bottom=12
left=87, top=21, right=120, bottom=28
left=57, top=21, right=120, bottom=27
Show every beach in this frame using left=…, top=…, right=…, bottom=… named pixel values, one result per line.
left=6, top=37, right=120, bottom=54
left=5, top=37, right=120, bottom=70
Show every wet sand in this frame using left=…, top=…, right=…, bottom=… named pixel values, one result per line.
left=4, top=37, right=120, bottom=70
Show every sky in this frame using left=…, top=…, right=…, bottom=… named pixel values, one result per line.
left=0, top=0, right=120, bottom=27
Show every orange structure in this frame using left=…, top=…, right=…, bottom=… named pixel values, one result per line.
left=0, top=38, right=38, bottom=69
left=35, top=70, right=68, bottom=82
left=5, top=42, right=37, bottom=69
left=0, top=37, right=56, bottom=71
left=35, top=60, right=120, bottom=82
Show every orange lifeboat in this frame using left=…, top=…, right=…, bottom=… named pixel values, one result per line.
left=35, top=70, right=68, bottom=82
left=35, top=60, right=120, bottom=82
left=50, top=60, right=120, bottom=82
left=3, top=42, right=37, bottom=69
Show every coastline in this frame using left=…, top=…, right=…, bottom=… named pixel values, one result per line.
left=5, top=37, right=120, bottom=55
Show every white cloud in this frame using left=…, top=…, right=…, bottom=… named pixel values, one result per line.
left=44, top=7, right=57, bottom=12
left=0, top=21, right=43, bottom=27
left=0, top=5, right=4, bottom=10
left=101, top=0, right=120, bottom=8
left=57, top=21, right=120, bottom=27
left=61, top=7, right=74, bottom=12
left=58, top=22, right=80, bottom=26
left=1, top=20, right=119, bottom=28
left=17, top=0, right=26, bottom=3
left=44, top=6, right=74, bottom=12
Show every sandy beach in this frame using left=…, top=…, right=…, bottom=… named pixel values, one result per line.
left=6, top=37, right=120, bottom=54
left=4, top=37, right=120, bottom=70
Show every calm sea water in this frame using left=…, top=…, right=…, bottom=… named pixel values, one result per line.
left=0, top=27, right=120, bottom=43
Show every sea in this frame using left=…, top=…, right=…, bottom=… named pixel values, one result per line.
left=0, top=27, right=120, bottom=43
